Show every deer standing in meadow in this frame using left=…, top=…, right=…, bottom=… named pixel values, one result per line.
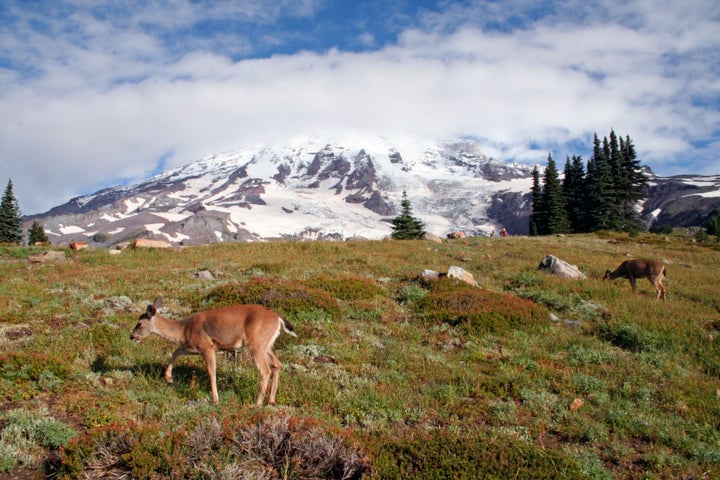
left=130, top=296, right=297, bottom=405
left=604, top=259, right=667, bottom=300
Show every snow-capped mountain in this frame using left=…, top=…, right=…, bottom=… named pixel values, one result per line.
left=27, top=139, right=536, bottom=246
left=24, top=138, right=720, bottom=246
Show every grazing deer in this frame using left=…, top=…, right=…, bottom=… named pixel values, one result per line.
left=603, top=259, right=667, bottom=300
left=130, top=296, right=297, bottom=405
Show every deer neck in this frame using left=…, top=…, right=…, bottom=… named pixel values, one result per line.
left=151, top=315, right=186, bottom=344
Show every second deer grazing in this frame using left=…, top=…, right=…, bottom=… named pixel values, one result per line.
left=130, top=296, right=297, bottom=405
left=604, top=259, right=667, bottom=300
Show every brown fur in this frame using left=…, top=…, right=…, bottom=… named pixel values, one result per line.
left=604, top=259, right=667, bottom=300
left=130, top=296, right=297, bottom=405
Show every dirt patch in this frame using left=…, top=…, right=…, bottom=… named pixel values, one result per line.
left=4, top=326, right=32, bottom=341
left=0, top=323, right=33, bottom=346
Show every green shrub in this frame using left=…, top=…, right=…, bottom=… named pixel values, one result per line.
left=597, top=322, right=666, bottom=353
left=649, top=224, right=673, bottom=235
left=413, top=281, right=548, bottom=335
left=505, top=271, right=543, bottom=289
left=0, top=408, right=76, bottom=473
left=0, top=352, right=71, bottom=401
left=0, top=245, right=31, bottom=259
left=397, top=282, right=429, bottom=304
left=245, top=262, right=286, bottom=276
left=305, top=275, right=385, bottom=302
left=372, top=430, right=589, bottom=479
left=197, top=277, right=342, bottom=321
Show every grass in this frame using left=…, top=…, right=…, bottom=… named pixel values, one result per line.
left=0, top=232, right=719, bottom=478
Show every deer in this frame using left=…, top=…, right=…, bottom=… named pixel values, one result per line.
left=130, top=296, right=297, bottom=405
left=603, top=259, right=667, bottom=300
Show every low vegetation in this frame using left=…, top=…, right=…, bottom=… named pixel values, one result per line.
left=0, top=232, right=719, bottom=478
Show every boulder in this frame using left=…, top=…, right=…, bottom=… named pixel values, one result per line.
left=69, top=241, right=88, bottom=250
left=421, top=269, right=442, bottom=281
left=447, top=231, right=466, bottom=239
left=538, top=255, right=587, bottom=279
left=447, top=265, right=478, bottom=286
left=29, top=250, right=66, bottom=263
left=132, top=238, right=173, bottom=249
left=421, top=232, right=443, bottom=243
left=194, top=270, right=215, bottom=281
left=422, top=266, right=478, bottom=287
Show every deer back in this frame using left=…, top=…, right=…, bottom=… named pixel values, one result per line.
left=606, top=259, right=664, bottom=280
left=184, top=304, right=281, bottom=351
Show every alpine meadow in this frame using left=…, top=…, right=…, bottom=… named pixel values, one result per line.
left=1, top=231, right=719, bottom=479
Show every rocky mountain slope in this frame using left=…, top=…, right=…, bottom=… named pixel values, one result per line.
left=24, top=138, right=720, bottom=246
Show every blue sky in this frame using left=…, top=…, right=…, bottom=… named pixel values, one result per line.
left=1, top=0, right=718, bottom=214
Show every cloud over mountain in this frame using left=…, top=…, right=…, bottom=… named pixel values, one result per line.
left=1, top=1, right=718, bottom=215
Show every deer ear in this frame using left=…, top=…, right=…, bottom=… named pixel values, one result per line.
left=153, top=296, right=163, bottom=309
left=146, top=305, right=157, bottom=316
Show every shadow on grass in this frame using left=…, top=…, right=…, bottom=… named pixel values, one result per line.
left=90, top=355, right=258, bottom=402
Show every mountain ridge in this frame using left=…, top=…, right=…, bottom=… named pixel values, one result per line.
left=24, top=138, right=720, bottom=246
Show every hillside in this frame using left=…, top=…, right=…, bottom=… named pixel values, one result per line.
left=1, top=233, right=719, bottom=479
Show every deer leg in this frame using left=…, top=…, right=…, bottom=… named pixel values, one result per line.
left=253, top=352, right=272, bottom=407
left=165, top=348, right=187, bottom=384
left=655, top=279, right=666, bottom=300
left=267, top=350, right=282, bottom=406
left=202, top=349, right=219, bottom=403
left=629, top=276, right=638, bottom=293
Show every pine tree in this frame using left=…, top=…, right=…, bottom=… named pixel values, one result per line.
left=28, top=221, right=49, bottom=244
left=0, top=179, right=23, bottom=244
left=562, top=155, right=587, bottom=233
left=541, top=154, right=570, bottom=234
left=390, top=191, right=425, bottom=239
left=585, top=134, right=615, bottom=231
left=606, top=130, right=624, bottom=230
left=618, top=135, right=647, bottom=231
left=529, top=166, right=543, bottom=236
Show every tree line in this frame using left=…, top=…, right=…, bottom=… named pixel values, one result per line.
left=529, top=130, right=648, bottom=236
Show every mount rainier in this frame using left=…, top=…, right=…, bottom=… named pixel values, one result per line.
left=25, top=138, right=720, bottom=246
left=27, top=139, right=535, bottom=245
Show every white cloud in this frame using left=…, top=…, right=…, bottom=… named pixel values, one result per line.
left=0, top=0, right=718, bottom=214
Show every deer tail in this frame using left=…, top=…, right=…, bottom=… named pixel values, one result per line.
left=281, top=317, right=298, bottom=337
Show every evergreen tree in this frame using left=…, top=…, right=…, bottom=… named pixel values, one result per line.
left=562, top=155, right=587, bottom=233
left=606, top=130, right=624, bottom=229
left=706, top=210, right=720, bottom=240
left=541, top=154, right=570, bottom=234
left=0, top=179, right=23, bottom=244
left=618, top=135, right=647, bottom=231
left=533, top=130, right=648, bottom=236
left=28, top=221, right=49, bottom=244
left=390, top=191, right=425, bottom=239
left=585, top=134, right=615, bottom=231
left=529, top=166, right=543, bottom=236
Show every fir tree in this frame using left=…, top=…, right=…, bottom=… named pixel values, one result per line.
left=585, top=134, right=615, bottom=231
left=0, top=179, right=23, bottom=244
left=529, top=166, right=543, bottom=236
left=533, top=130, right=648, bottom=236
left=606, top=130, right=624, bottom=229
left=541, top=154, right=570, bottom=234
left=562, top=155, right=587, bottom=233
left=705, top=210, right=720, bottom=240
left=390, top=191, right=425, bottom=239
left=28, top=221, right=49, bottom=244
left=618, top=135, right=647, bottom=231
